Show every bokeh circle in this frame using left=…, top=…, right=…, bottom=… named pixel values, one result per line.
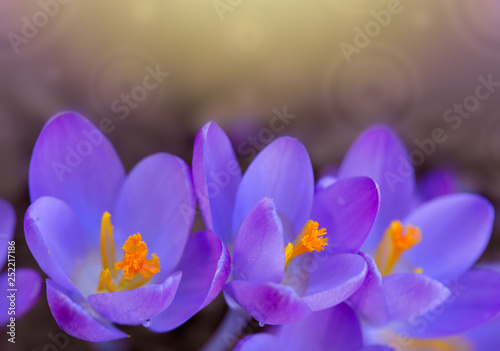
left=0, top=0, right=81, bottom=61
left=444, top=0, right=500, bottom=59
left=322, top=43, right=422, bottom=128
left=87, top=46, right=169, bottom=123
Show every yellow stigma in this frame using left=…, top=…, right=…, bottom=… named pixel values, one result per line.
left=100, top=212, right=117, bottom=278
left=375, top=220, right=421, bottom=276
left=383, top=330, right=471, bottom=351
left=285, top=220, right=328, bottom=267
left=409, top=337, right=471, bottom=350
left=97, top=212, right=160, bottom=293
left=97, top=268, right=116, bottom=292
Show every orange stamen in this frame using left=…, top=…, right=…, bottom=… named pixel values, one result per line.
left=114, top=233, right=160, bottom=280
left=375, top=220, right=421, bottom=276
left=97, top=212, right=160, bottom=293
left=285, top=220, right=328, bottom=267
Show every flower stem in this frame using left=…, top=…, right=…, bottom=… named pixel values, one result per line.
left=200, top=308, right=253, bottom=351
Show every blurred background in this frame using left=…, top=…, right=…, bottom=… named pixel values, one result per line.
left=1, top=0, right=500, bottom=350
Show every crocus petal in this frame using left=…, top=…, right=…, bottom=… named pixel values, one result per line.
left=302, top=254, right=367, bottom=311
left=114, top=153, right=196, bottom=276
left=275, top=303, right=363, bottom=351
left=235, top=334, right=281, bottom=351
left=233, top=137, right=314, bottom=243
left=418, top=169, right=461, bottom=202
left=311, top=177, right=379, bottom=254
left=349, top=252, right=389, bottom=326
left=0, top=269, right=42, bottom=324
left=24, top=196, right=90, bottom=294
left=46, top=280, right=128, bottom=342
left=87, top=272, right=182, bottom=325
left=0, top=198, right=15, bottom=269
left=29, top=112, right=126, bottom=237
left=233, top=198, right=285, bottom=283
left=403, top=194, right=494, bottom=281
left=338, top=125, right=416, bottom=252
left=382, top=273, right=450, bottom=322
left=397, top=269, right=500, bottom=338
left=193, top=121, right=242, bottom=245
left=149, top=231, right=230, bottom=332
left=224, top=280, right=311, bottom=325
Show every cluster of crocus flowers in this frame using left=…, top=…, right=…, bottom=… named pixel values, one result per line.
left=0, top=198, right=42, bottom=325
left=231, top=126, right=500, bottom=351
left=24, top=112, right=230, bottom=342
left=18, top=113, right=500, bottom=349
left=193, top=121, right=379, bottom=325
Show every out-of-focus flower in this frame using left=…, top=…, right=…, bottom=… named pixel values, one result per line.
left=315, top=165, right=339, bottom=192
left=366, top=263, right=500, bottom=351
left=335, top=125, right=500, bottom=346
left=193, top=121, right=380, bottom=325
left=24, top=112, right=230, bottom=342
left=0, top=198, right=42, bottom=324
left=418, top=168, right=466, bottom=203
left=234, top=303, right=394, bottom=351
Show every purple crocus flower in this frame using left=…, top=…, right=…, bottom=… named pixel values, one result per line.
left=234, top=303, right=394, bottom=351
left=334, top=125, right=500, bottom=341
left=0, top=198, right=42, bottom=324
left=24, top=112, right=230, bottom=342
left=193, top=121, right=380, bottom=325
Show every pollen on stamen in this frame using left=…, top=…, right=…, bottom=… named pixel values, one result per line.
left=285, top=220, right=328, bottom=267
left=114, top=233, right=160, bottom=280
left=413, top=267, right=424, bottom=274
left=375, top=220, right=422, bottom=276
left=301, top=221, right=328, bottom=252
left=392, top=222, right=421, bottom=250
